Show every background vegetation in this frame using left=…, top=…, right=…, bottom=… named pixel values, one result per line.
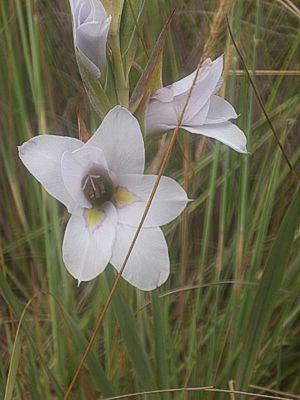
left=0, top=0, right=300, bottom=398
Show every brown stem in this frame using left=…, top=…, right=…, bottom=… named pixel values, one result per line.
left=178, top=133, right=191, bottom=326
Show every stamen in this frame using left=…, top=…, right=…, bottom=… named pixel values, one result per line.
left=83, top=173, right=114, bottom=207
left=99, top=181, right=106, bottom=196
left=90, top=176, right=97, bottom=197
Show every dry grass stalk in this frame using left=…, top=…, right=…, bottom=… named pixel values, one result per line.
left=195, top=0, right=236, bottom=160
left=202, top=0, right=236, bottom=61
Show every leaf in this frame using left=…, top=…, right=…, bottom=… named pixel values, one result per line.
left=106, top=268, right=156, bottom=389
left=61, top=306, right=115, bottom=397
left=236, top=186, right=300, bottom=388
left=129, top=10, right=175, bottom=113
left=0, top=279, right=64, bottom=398
left=102, top=0, right=124, bottom=34
left=152, top=291, right=170, bottom=397
left=120, top=0, right=145, bottom=57
left=4, top=304, right=25, bottom=400
left=76, top=54, right=112, bottom=118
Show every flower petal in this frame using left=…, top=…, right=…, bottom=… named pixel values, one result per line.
left=174, top=56, right=224, bottom=122
left=76, top=1, right=91, bottom=25
left=175, top=98, right=210, bottom=128
left=87, top=106, right=145, bottom=175
left=62, top=202, right=117, bottom=283
left=89, top=0, right=107, bottom=21
left=61, top=145, right=109, bottom=209
left=111, top=224, right=170, bottom=291
left=18, top=135, right=82, bottom=211
left=146, top=56, right=225, bottom=135
left=171, top=69, right=198, bottom=97
left=145, top=97, right=177, bottom=135
left=183, top=121, right=248, bottom=153
left=69, top=0, right=110, bottom=76
left=76, top=17, right=111, bottom=74
left=115, top=175, right=189, bottom=227
left=76, top=46, right=101, bottom=78
left=204, top=95, right=238, bottom=124
left=171, top=56, right=223, bottom=97
left=214, top=76, right=224, bottom=94
left=151, top=87, right=174, bottom=103
left=70, top=0, right=107, bottom=27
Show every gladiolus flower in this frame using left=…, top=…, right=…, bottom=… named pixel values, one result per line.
left=69, top=0, right=111, bottom=77
left=146, top=55, right=247, bottom=153
left=18, top=107, right=188, bottom=290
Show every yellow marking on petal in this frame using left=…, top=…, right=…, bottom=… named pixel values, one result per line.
left=114, top=187, right=138, bottom=208
left=85, top=208, right=104, bottom=232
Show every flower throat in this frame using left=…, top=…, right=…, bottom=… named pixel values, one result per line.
left=83, top=174, right=114, bottom=208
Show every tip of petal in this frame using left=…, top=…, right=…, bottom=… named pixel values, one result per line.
left=236, top=146, right=249, bottom=154
left=214, top=54, right=224, bottom=64
left=156, top=270, right=169, bottom=289
left=76, top=48, right=101, bottom=78
left=106, top=105, right=131, bottom=117
left=17, top=139, right=33, bottom=158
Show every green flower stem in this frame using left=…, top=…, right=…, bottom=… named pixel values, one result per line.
left=111, top=33, right=129, bottom=107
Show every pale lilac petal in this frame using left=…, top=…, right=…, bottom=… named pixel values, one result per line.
left=174, top=56, right=224, bottom=122
left=171, top=69, right=198, bottom=96
left=204, top=95, right=238, bottom=124
left=70, top=0, right=107, bottom=27
left=63, top=202, right=117, bottom=283
left=171, top=56, right=223, bottom=97
left=214, top=77, right=224, bottom=94
left=76, top=17, right=111, bottom=74
left=151, top=87, right=174, bottom=103
left=115, top=175, right=189, bottom=227
left=61, top=145, right=109, bottom=209
left=146, top=56, right=224, bottom=135
left=111, top=224, right=170, bottom=291
left=170, top=57, right=219, bottom=96
left=89, top=0, right=107, bottom=21
left=76, top=46, right=101, bottom=77
left=145, top=98, right=177, bottom=135
left=18, top=135, right=82, bottom=212
left=183, top=121, right=248, bottom=153
left=174, top=97, right=210, bottom=127
left=76, top=1, right=91, bottom=25
left=69, top=0, right=111, bottom=76
left=87, top=106, right=145, bottom=175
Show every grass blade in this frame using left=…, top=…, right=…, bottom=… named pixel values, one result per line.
left=129, top=9, right=175, bottom=112
left=226, top=16, right=299, bottom=179
left=106, top=269, right=156, bottom=389
left=3, top=300, right=28, bottom=400
left=236, top=186, right=300, bottom=387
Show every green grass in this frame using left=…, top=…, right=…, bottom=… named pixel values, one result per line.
left=1, top=0, right=300, bottom=399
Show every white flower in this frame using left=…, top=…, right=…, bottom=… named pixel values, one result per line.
left=145, top=55, right=247, bottom=153
left=18, top=107, right=188, bottom=291
left=69, top=0, right=111, bottom=77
